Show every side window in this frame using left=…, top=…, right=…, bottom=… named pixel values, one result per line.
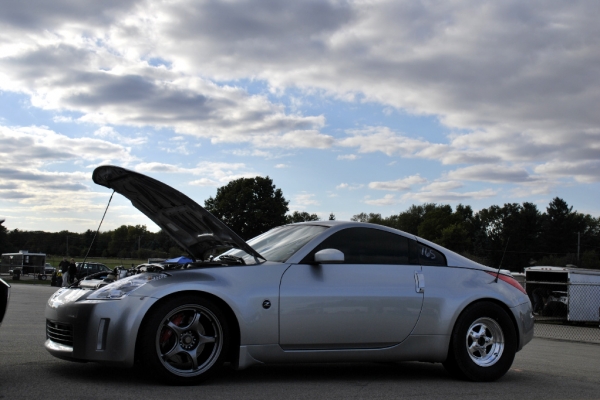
left=415, top=242, right=447, bottom=266
left=303, top=227, right=410, bottom=265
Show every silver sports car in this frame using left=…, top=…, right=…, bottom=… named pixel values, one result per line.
left=45, top=166, right=533, bottom=384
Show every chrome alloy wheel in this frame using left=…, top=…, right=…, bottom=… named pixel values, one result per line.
left=155, top=304, right=223, bottom=377
left=465, top=317, right=505, bottom=367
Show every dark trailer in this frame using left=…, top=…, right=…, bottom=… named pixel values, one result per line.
left=1, top=250, right=46, bottom=276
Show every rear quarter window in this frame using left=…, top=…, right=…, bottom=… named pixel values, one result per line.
left=416, top=242, right=447, bottom=266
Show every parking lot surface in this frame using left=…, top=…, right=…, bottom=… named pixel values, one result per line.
left=1, top=284, right=600, bottom=400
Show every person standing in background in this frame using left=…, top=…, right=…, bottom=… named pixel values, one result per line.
left=59, top=257, right=69, bottom=287
left=68, top=258, right=77, bottom=284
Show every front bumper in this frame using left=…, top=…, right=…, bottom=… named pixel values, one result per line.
left=44, top=288, right=158, bottom=367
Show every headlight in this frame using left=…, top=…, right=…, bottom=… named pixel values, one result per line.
left=87, top=273, right=168, bottom=300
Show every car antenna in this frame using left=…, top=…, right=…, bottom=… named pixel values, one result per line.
left=82, top=190, right=115, bottom=265
left=495, top=237, right=510, bottom=283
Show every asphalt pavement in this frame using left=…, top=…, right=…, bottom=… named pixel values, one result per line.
left=1, top=284, right=600, bottom=400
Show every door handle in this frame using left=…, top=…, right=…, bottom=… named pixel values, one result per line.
left=415, top=272, right=425, bottom=293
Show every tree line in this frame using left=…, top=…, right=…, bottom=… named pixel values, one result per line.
left=0, top=223, right=182, bottom=261
left=1, top=175, right=598, bottom=272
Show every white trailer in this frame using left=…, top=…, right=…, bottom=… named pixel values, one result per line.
left=525, top=266, right=600, bottom=322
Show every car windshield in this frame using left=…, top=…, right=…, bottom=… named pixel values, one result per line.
left=220, top=224, right=328, bottom=264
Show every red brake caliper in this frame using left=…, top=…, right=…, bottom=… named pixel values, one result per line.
left=160, top=313, right=185, bottom=348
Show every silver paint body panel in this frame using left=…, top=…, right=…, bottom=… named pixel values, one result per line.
left=279, top=263, right=423, bottom=349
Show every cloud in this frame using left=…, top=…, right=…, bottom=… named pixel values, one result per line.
left=534, top=160, right=600, bottom=183
left=292, top=192, right=320, bottom=207
left=0, top=43, right=329, bottom=150
left=94, top=126, right=147, bottom=146
left=337, top=154, right=358, bottom=161
left=368, top=174, right=427, bottom=191
left=244, top=129, right=333, bottom=149
left=133, top=161, right=259, bottom=187
left=0, top=0, right=138, bottom=32
left=0, top=125, right=134, bottom=167
left=132, top=160, right=260, bottom=188
left=0, top=124, right=150, bottom=232
left=192, top=161, right=258, bottom=185
left=510, top=180, right=554, bottom=197
left=364, top=194, right=397, bottom=206
left=189, top=178, right=219, bottom=187
left=338, top=127, right=429, bottom=157
left=447, top=164, right=533, bottom=183
left=420, top=180, right=463, bottom=192
left=229, top=148, right=277, bottom=158
left=160, top=143, right=193, bottom=156
left=336, top=183, right=364, bottom=190
left=275, top=164, right=289, bottom=168
left=403, top=189, right=498, bottom=203
left=135, top=162, right=182, bottom=173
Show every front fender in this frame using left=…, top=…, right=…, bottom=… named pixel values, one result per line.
left=131, top=263, right=290, bottom=345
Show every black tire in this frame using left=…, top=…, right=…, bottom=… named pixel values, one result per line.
left=138, top=295, right=230, bottom=385
left=443, top=301, right=517, bottom=382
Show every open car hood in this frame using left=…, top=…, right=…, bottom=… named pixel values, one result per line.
left=92, top=165, right=264, bottom=262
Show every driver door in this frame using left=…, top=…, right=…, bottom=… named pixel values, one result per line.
left=279, top=227, right=424, bottom=350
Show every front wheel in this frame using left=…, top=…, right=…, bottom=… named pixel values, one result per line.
left=139, top=296, right=229, bottom=385
left=443, top=301, right=517, bottom=382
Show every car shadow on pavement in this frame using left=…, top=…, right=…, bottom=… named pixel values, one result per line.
left=43, top=360, right=532, bottom=387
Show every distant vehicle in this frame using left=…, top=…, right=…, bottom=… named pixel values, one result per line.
left=44, top=263, right=55, bottom=275
left=75, top=262, right=110, bottom=280
left=33, top=263, right=56, bottom=281
left=0, top=278, right=9, bottom=329
left=1, top=251, right=46, bottom=275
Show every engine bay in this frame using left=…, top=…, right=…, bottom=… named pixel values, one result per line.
left=73, top=257, right=246, bottom=290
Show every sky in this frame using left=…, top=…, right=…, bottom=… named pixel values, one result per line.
left=1, top=0, right=600, bottom=234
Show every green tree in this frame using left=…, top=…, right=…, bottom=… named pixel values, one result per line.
left=389, top=204, right=430, bottom=234
left=0, top=220, right=10, bottom=254
left=473, top=202, right=541, bottom=271
left=204, top=176, right=289, bottom=240
left=539, top=198, right=599, bottom=265
left=415, top=204, right=473, bottom=253
left=580, top=250, right=600, bottom=269
left=351, top=212, right=383, bottom=224
left=286, top=211, right=320, bottom=223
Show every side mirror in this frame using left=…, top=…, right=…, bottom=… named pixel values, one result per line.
left=314, top=248, right=344, bottom=264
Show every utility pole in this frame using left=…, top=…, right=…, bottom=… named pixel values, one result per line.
left=577, top=231, right=580, bottom=262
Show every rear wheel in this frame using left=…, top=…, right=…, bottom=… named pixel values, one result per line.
left=139, top=296, right=229, bottom=385
left=443, top=301, right=517, bottom=382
